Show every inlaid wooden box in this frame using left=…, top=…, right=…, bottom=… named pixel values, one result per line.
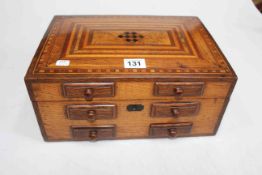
left=25, top=16, right=237, bottom=141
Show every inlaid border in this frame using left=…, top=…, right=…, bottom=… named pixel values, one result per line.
left=33, top=17, right=230, bottom=74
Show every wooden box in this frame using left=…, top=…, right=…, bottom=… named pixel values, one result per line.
left=25, top=16, right=237, bottom=141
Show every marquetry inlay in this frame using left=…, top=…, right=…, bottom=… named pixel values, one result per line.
left=33, top=16, right=231, bottom=75
left=118, top=32, right=144, bottom=43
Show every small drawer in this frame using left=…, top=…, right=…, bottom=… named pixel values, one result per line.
left=149, top=123, right=193, bottom=138
left=71, top=125, right=116, bottom=141
left=154, top=82, right=204, bottom=97
left=63, top=82, right=115, bottom=100
left=151, top=102, right=200, bottom=118
left=66, top=104, right=116, bottom=121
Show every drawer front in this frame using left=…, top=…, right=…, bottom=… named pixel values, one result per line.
left=66, top=104, right=116, bottom=121
left=151, top=102, right=200, bottom=118
left=31, top=82, right=232, bottom=101
left=71, top=125, right=116, bottom=141
left=149, top=123, right=193, bottom=138
left=63, top=82, right=115, bottom=100
left=36, top=99, right=226, bottom=140
left=154, top=82, right=204, bottom=97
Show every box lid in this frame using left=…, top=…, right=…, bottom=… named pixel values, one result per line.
left=25, top=16, right=236, bottom=80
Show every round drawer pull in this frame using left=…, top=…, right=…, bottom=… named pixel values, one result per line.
left=168, top=128, right=177, bottom=137
left=89, top=130, right=97, bottom=140
left=174, top=87, right=183, bottom=96
left=87, top=110, right=96, bottom=122
left=87, top=110, right=96, bottom=116
left=171, top=108, right=180, bottom=117
left=85, top=88, right=94, bottom=101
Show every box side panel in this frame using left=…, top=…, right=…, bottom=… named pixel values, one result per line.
left=31, top=102, right=48, bottom=141
left=213, top=77, right=237, bottom=134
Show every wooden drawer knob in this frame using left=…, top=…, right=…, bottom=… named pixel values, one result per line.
left=174, top=87, right=183, bottom=96
left=87, top=110, right=96, bottom=122
left=168, top=128, right=177, bottom=137
left=89, top=130, right=97, bottom=140
left=85, top=88, right=94, bottom=101
left=87, top=110, right=96, bottom=116
left=171, top=108, right=180, bottom=117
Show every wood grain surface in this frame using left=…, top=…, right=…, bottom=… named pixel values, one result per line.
left=36, top=99, right=225, bottom=140
left=25, top=16, right=237, bottom=141
left=30, top=81, right=232, bottom=101
left=25, top=16, right=237, bottom=80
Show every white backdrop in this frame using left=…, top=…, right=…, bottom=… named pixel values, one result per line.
left=0, top=0, right=262, bottom=174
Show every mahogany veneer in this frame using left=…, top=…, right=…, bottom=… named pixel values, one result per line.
left=25, top=16, right=237, bottom=141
